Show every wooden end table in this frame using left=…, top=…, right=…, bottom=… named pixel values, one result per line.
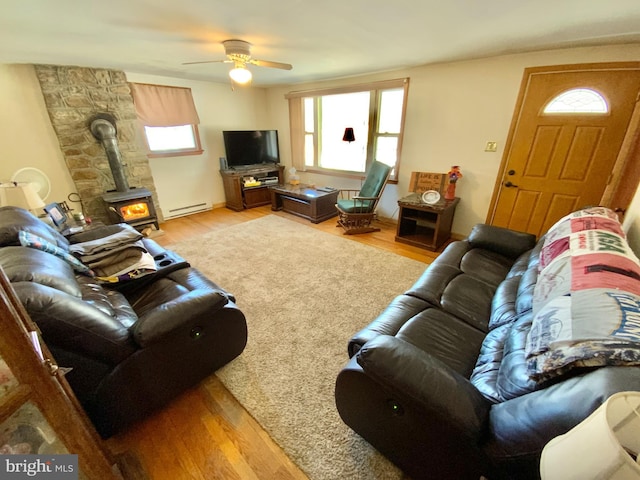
left=395, top=194, right=459, bottom=251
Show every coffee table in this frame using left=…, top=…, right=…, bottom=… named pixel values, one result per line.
left=269, top=184, right=339, bottom=223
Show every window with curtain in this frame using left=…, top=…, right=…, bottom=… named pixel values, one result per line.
left=286, top=78, right=409, bottom=181
left=130, top=83, right=204, bottom=157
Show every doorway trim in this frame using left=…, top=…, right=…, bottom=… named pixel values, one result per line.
left=486, top=62, right=640, bottom=226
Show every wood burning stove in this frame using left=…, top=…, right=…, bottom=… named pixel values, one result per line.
left=90, top=114, right=159, bottom=231
left=102, top=188, right=159, bottom=230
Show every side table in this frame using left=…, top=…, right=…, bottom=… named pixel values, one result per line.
left=395, top=194, right=459, bottom=251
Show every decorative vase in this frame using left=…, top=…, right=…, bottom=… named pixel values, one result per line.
left=445, top=182, right=456, bottom=200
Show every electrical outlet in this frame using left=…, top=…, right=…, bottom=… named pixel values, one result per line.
left=485, top=141, right=498, bottom=152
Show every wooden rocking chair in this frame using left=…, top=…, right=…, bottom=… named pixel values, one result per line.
left=336, top=160, right=392, bottom=235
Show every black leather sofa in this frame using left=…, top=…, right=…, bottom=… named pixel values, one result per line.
left=0, top=206, right=247, bottom=438
left=335, top=215, right=640, bottom=479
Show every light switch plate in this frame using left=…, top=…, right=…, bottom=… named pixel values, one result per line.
left=485, top=141, right=498, bottom=152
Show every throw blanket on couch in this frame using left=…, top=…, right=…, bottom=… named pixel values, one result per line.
left=66, top=224, right=157, bottom=281
left=526, top=207, right=640, bottom=381
left=19, top=223, right=157, bottom=283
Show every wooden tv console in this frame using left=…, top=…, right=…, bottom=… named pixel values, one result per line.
left=220, top=164, right=285, bottom=211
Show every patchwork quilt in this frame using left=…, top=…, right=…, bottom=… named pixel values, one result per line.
left=526, top=207, right=640, bottom=382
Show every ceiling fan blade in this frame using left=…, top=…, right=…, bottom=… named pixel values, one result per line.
left=249, top=59, right=293, bottom=70
left=181, top=59, right=232, bottom=65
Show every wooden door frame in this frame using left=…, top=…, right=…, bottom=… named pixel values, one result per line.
left=486, top=62, right=640, bottom=226
left=0, top=268, right=118, bottom=479
left=602, top=92, right=640, bottom=220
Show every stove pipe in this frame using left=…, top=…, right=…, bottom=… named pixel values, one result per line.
left=90, top=115, right=129, bottom=193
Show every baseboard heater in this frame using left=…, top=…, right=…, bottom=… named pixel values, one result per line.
left=165, top=202, right=210, bottom=219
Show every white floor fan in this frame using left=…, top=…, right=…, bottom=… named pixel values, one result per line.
left=11, top=167, right=52, bottom=202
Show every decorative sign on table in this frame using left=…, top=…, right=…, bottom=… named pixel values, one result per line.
left=408, top=172, right=446, bottom=194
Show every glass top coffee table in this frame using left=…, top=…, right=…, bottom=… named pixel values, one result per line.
left=269, top=184, right=340, bottom=223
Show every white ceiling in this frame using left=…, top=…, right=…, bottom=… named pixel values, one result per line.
left=1, top=0, right=640, bottom=87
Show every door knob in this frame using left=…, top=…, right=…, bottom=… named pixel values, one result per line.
left=504, top=181, right=518, bottom=188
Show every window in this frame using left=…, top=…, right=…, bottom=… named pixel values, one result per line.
left=143, top=125, right=198, bottom=152
left=130, top=83, right=203, bottom=157
left=543, top=88, right=608, bottom=114
left=287, top=78, right=409, bottom=181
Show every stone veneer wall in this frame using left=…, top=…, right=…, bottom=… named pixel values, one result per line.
left=33, top=64, right=163, bottom=225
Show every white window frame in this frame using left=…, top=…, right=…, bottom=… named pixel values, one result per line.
left=286, top=78, right=409, bottom=182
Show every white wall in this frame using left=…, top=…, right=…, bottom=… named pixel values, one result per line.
left=267, top=43, right=640, bottom=236
left=124, top=72, right=270, bottom=218
left=0, top=64, right=76, bottom=205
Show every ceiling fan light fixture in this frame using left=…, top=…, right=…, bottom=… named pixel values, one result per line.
left=229, top=65, right=252, bottom=84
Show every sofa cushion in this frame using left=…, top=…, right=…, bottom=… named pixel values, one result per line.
left=439, top=274, right=500, bottom=332
left=471, top=239, right=541, bottom=402
left=0, top=206, right=69, bottom=249
left=472, top=311, right=541, bottom=403
left=496, top=313, right=539, bottom=399
left=471, top=322, right=511, bottom=403
left=488, top=276, right=520, bottom=331
left=77, top=276, right=138, bottom=329
left=474, top=298, right=539, bottom=403
left=397, top=307, right=486, bottom=377
left=407, top=244, right=516, bottom=332
left=468, top=223, right=537, bottom=259
left=0, top=246, right=81, bottom=297
left=460, top=249, right=516, bottom=287
left=348, top=294, right=431, bottom=357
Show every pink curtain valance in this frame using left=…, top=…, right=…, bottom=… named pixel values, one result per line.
left=130, top=83, right=200, bottom=127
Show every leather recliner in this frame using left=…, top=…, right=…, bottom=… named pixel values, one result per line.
left=335, top=222, right=640, bottom=479
left=0, top=206, right=247, bottom=438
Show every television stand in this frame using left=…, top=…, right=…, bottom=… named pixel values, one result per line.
left=220, top=164, right=285, bottom=211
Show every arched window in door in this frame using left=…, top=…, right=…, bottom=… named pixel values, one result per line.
left=543, top=88, right=609, bottom=114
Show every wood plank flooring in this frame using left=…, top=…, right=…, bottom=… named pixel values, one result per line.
left=106, top=206, right=443, bottom=479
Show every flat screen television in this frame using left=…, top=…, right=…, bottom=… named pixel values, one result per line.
left=222, top=130, right=280, bottom=169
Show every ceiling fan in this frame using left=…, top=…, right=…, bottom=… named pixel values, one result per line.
left=182, top=39, right=292, bottom=84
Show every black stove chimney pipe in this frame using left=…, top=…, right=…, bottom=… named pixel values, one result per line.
left=89, top=113, right=130, bottom=193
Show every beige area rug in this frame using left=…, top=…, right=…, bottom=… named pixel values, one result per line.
left=168, top=215, right=428, bottom=480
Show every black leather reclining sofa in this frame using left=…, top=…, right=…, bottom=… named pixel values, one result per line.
left=336, top=211, right=640, bottom=479
left=0, top=206, right=247, bottom=438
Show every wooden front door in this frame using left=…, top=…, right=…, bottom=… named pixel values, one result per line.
left=488, top=63, right=640, bottom=237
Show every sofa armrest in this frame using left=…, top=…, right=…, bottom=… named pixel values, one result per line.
left=13, top=282, right=136, bottom=364
left=357, top=335, right=491, bottom=441
left=487, top=366, right=640, bottom=457
left=131, top=289, right=229, bottom=347
left=468, top=224, right=537, bottom=259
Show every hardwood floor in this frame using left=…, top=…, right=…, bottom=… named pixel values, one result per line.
left=106, top=206, right=442, bottom=479
left=148, top=205, right=444, bottom=263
